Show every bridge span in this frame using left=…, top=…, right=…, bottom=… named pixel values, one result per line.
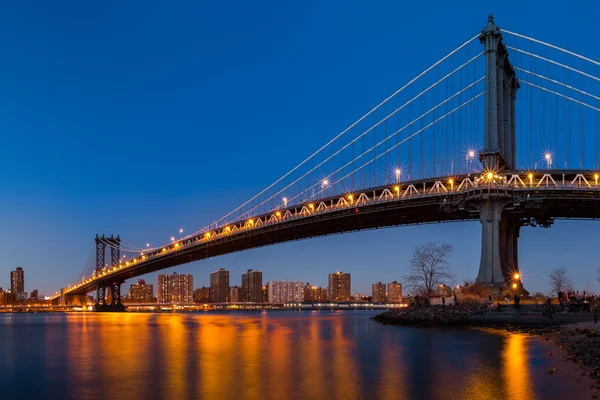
left=54, top=170, right=600, bottom=305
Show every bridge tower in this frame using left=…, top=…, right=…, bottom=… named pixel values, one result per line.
left=94, top=234, right=125, bottom=312
left=475, top=15, right=521, bottom=296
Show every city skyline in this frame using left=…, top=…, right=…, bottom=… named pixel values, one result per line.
left=2, top=4, right=600, bottom=297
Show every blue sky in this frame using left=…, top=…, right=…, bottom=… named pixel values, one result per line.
left=1, top=1, right=600, bottom=296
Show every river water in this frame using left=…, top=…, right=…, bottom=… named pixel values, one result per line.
left=0, top=311, right=589, bottom=399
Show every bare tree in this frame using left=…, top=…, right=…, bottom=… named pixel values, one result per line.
left=404, top=241, right=454, bottom=299
left=549, top=267, right=573, bottom=295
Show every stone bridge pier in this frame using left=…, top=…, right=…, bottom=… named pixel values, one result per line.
left=475, top=196, right=521, bottom=297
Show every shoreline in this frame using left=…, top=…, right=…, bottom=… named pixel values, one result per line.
left=374, top=307, right=600, bottom=393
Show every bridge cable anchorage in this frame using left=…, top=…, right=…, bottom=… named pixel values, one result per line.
left=309, top=93, right=484, bottom=200
left=502, top=30, right=600, bottom=67
left=514, top=67, right=600, bottom=101
left=507, top=46, right=600, bottom=83
left=195, top=33, right=482, bottom=233
left=282, top=87, right=484, bottom=204
left=520, top=80, right=600, bottom=113
left=238, top=75, right=485, bottom=220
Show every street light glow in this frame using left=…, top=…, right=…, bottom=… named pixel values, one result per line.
left=468, top=150, right=475, bottom=158
left=512, top=283, right=517, bottom=289
left=487, top=172, right=493, bottom=180
left=514, top=273, right=520, bottom=280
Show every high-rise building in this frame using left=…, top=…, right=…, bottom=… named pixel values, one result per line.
left=241, top=269, right=262, bottom=303
left=129, top=279, right=154, bottom=303
left=328, top=271, right=351, bottom=302
left=372, top=282, right=387, bottom=303
left=387, top=281, right=402, bottom=303
left=210, top=268, right=230, bottom=303
left=10, top=267, right=25, bottom=302
left=230, top=286, right=241, bottom=302
left=303, top=283, right=328, bottom=302
left=267, top=281, right=304, bottom=303
left=0, top=288, right=6, bottom=305
left=30, top=289, right=39, bottom=301
left=157, top=273, right=193, bottom=304
left=194, top=287, right=210, bottom=303
left=261, top=285, right=268, bottom=303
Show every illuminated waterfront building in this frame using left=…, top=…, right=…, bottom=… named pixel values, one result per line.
left=157, top=272, right=193, bottom=304
left=10, top=267, right=26, bottom=302
left=261, top=285, right=268, bottom=303
left=372, top=282, right=386, bottom=303
left=303, top=283, right=328, bottom=302
left=194, top=287, right=210, bottom=303
left=230, top=285, right=241, bottom=302
left=328, top=271, right=351, bottom=302
left=129, top=279, right=154, bottom=302
left=387, top=281, right=402, bottom=303
left=267, top=281, right=304, bottom=303
left=210, top=268, right=230, bottom=303
left=241, top=269, right=262, bottom=302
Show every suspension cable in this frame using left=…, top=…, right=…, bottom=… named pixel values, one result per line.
left=515, top=67, right=600, bottom=101
left=503, top=30, right=600, bottom=67
left=507, top=46, right=600, bottom=83
left=520, top=80, right=600, bottom=112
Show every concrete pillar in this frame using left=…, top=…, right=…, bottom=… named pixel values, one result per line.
left=476, top=200, right=505, bottom=286
left=476, top=200, right=521, bottom=297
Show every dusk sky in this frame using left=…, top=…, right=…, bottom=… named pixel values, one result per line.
left=1, top=1, right=600, bottom=296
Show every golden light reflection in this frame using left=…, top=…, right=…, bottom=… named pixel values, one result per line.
left=331, top=315, right=360, bottom=400
left=502, top=333, right=534, bottom=399
left=161, top=315, right=188, bottom=398
left=197, top=315, right=237, bottom=398
left=298, top=314, right=325, bottom=399
left=377, top=332, right=407, bottom=399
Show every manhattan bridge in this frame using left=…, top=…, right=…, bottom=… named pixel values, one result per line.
left=51, top=16, right=600, bottom=310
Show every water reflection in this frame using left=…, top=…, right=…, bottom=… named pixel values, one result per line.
left=503, top=332, right=534, bottom=399
left=0, top=312, right=581, bottom=399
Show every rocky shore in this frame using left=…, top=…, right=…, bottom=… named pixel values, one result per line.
left=374, top=305, right=600, bottom=387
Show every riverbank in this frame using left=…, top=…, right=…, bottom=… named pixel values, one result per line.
left=374, top=306, right=600, bottom=391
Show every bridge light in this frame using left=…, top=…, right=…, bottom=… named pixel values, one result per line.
left=486, top=172, right=493, bottom=180
left=348, top=194, right=353, bottom=201
left=514, top=273, right=520, bottom=280
left=205, top=232, right=211, bottom=239
left=528, top=173, right=533, bottom=179
left=595, top=174, right=599, bottom=185
left=170, top=237, right=175, bottom=242
left=162, top=248, right=166, bottom=253
left=512, top=283, right=517, bottom=289
left=248, top=219, right=254, bottom=225
left=225, top=226, right=231, bottom=233
left=174, top=243, right=180, bottom=248
left=468, top=150, right=475, bottom=158
left=179, top=228, right=183, bottom=233
left=309, top=203, right=314, bottom=209
left=275, top=211, right=281, bottom=217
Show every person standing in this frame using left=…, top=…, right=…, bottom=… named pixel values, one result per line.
left=514, top=294, right=520, bottom=317
left=594, top=304, right=598, bottom=324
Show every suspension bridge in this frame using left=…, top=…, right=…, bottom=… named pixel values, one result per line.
left=51, top=15, right=600, bottom=310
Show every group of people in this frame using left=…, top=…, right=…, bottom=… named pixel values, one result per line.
left=557, top=290, right=596, bottom=313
